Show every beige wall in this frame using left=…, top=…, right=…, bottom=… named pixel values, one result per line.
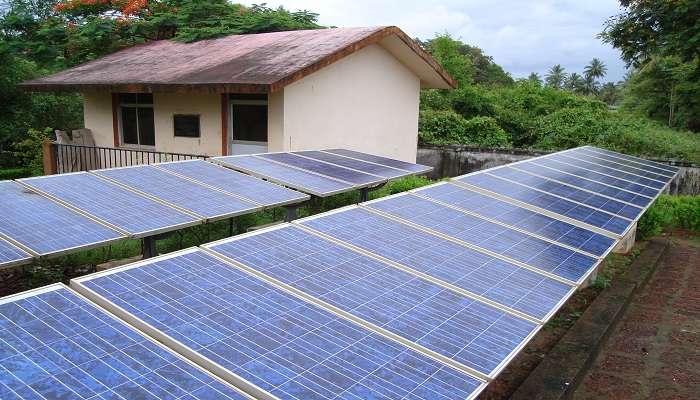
left=82, top=92, right=223, bottom=156
left=281, top=43, right=421, bottom=162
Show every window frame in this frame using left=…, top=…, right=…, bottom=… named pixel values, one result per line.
left=117, top=93, right=156, bottom=149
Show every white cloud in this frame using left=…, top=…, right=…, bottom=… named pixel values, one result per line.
left=249, top=0, right=627, bottom=81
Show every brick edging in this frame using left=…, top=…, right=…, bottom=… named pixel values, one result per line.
left=509, top=237, right=670, bottom=400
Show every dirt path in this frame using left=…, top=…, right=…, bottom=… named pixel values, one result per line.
left=571, top=236, right=700, bottom=399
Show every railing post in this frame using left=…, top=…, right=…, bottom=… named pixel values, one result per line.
left=42, top=141, right=58, bottom=175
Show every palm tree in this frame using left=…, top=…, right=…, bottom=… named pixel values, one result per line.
left=545, top=64, right=567, bottom=89
left=565, top=73, right=585, bottom=93
left=583, top=74, right=600, bottom=95
left=527, top=72, right=542, bottom=86
left=584, top=58, right=607, bottom=81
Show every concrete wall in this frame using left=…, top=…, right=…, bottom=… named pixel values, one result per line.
left=418, top=144, right=700, bottom=196
left=82, top=92, right=114, bottom=148
left=281, top=44, right=421, bottom=162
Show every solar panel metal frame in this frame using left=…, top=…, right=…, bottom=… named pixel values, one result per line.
left=0, top=236, right=34, bottom=268
left=322, top=149, right=434, bottom=175
left=19, top=172, right=202, bottom=238
left=581, top=146, right=679, bottom=173
left=558, top=150, right=671, bottom=183
left=0, top=282, right=258, bottom=400
left=290, top=207, right=543, bottom=379
left=256, top=152, right=388, bottom=187
left=575, top=147, right=677, bottom=177
left=212, top=155, right=355, bottom=197
left=292, top=150, right=414, bottom=179
left=92, top=164, right=263, bottom=223
left=71, top=247, right=489, bottom=399
left=2, top=180, right=127, bottom=258
left=153, top=159, right=310, bottom=208
left=409, top=181, right=614, bottom=260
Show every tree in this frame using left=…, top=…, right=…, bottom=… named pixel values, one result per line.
left=545, top=64, right=567, bottom=89
left=527, top=72, right=542, bottom=86
left=584, top=58, right=607, bottom=81
left=600, top=0, right=700, bottom=67
left=598, top=82, right=621, bottom=105
left=565, top=73, right=585, bottom=93
left=422, top=33, right=474, bottom=87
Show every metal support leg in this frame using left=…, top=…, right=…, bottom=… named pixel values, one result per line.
left=228, top=218, right=235, bottom=236
left=284, top=205, right=298, bottom=222
left=142, top=236, right=157, bottom=259
left=359, top=187, right=369, bottom=203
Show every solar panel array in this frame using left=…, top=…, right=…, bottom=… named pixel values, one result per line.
left=212, top=149, right=433, bottom=197
left=2, top=146, right=679, bottom=399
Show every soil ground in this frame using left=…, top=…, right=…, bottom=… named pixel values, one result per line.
left=571, top=234, right=700, bottom=400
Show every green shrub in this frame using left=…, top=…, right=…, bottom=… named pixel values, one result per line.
left=463, top=116, right=511, bottom=147
left=0, top=167, right=31, bottom=180
left=638, top=195, right=700, bottom=238
left=419, top=110, right=511, bottom=147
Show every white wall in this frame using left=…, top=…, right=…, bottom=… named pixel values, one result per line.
left=280, top=43, right=421, bottom=162
left=82, top=91, right=114, bottom=148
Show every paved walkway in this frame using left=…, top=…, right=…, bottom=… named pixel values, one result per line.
left=572, top=236, right=700, bottom=400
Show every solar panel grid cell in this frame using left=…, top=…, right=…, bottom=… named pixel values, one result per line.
left=488, top=168, right=642, bottom=220
left=531, top=158, right=660, bottom=197
left=324, top=149, right=432, bottom=174
left=513, top=162, right=652, bottom=208
left=0, top=238, right=32, bottom=268
left=95, top=165, right=259, bottom=220
left=583, top=147, right=678, bottom=173
left=565, top=150, right=672, bottom=182
left=156, top=160, right=308, bottom=207
left=456, top=174, right=631, bottom=235
left=206, top=225, right=544, bottom=374
left=19, top=173, right=199, bottom=236
left=0, top=181, right=123, bottom=256
left=575, top=148, right=676, bottom=177
left=213, top=156, right=353, bottom=197
left=258, top=153, right=385, bottom=186
left=293, top=151, right=410, bottom=179
left=0, top=285, right=250, bottom=400
left=362, top=196, right=598, bottom=283
left=414, top=183, right=616, bottom=257
left=551, top=154, right=666, bottom=189
left=76, top=250, right=485, bottom=399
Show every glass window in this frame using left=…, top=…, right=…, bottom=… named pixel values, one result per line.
left=232, top=104, right=267, bottom=142
left=173, top=115, right=200, bottom=138
left=118, top=93, right=155, bottom=146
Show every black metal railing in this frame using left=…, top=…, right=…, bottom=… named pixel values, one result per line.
left=54, top=143, right=209, bottom=174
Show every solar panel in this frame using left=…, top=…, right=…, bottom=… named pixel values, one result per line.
left=73, top=249, right=486, bottom=399
left=414, top=182, right=616, bottom=257
left=582, top=146, right=679, bottom=174
left=20, top=173, right=199, bottom=237
left=155, top=160, right=309, bottom=207
left=487, top=167, right=643, bottom=220
left=548, top=153, right=667, bottom=189
left=527, top=157, right=660, bottom=197
left=324, top=149, right=433, bottom=174
left=0, top=181, right=124, bottom=257
left=567, top=148, right=675, bottom=181
left=95, top=165, right=261, bottom=221
left=213, top=155, right=354, bottom=197
left=575, top=147, right=677, bottom=177
left=294, top=207, right=576, bottom=318
left=0, top=237, right=32, bottom=268
left=455, top=173, right=632, bottom=236
left=513, top=161, right=654, bottom=207
left=258, top=153, right=386, bottom=187
left=294, top=150, right=411, bottom=179
left=205, top=225, right=543, bottom=376
left=0, top=284, right=253, bottom=400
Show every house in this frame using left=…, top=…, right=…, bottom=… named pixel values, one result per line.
left=20, top=26, right=455, bottom=162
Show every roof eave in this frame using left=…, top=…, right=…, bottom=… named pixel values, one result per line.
left=17, top=81, right=273, bottom=94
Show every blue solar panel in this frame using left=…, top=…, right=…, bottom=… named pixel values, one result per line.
left=206, top=225, right=542, bottom=374
left=366, top=195, right=599, bottom=282
left=583, top=146, right=679, bottom=173
left=156, top=160, right=309, bottom=207
left=529, top=157, right=660, bottom=197
left=0, top=181, right=124, bottom=256
left=325, top=149, right=433, bottom=174
left=488, top=167, right=643, bottom=220
left=20, top=173, right=199, bottom=236
left=295, top=151, right=411, bottom=179
left=258, top=153, right=386, bottom=186
left=549, top=154, right=666, bottom=189
left=0, top=284, right=251, bottom=400
left=514, top=162, right=653, bottom=208
left=213, top=156, right=354, bottom=197
left=0, top=238, right=32, bottom=268
left=566, top=149, right=673, bottom=181
left=76, top=249, right=485, bottom=399
left=95, top=165, right=260, bottom=220
left=296, top=208, right=575, bottom=318
left=455, top=174, right=631, bottom=235
left=576, top=148, right=676, bottom=177
left=415, top=183, right=616, bottom=257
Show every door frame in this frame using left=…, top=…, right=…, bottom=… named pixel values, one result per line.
left=229, top=98, right=268, bottom=155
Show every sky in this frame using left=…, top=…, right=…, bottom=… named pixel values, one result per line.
left=247, top=0, right=628, bottom=82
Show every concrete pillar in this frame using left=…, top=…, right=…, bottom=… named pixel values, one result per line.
left=613, top=221, right=637, bottom=254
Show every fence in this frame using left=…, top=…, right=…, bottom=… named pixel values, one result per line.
left=43, top=142, right=209, bottom=174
